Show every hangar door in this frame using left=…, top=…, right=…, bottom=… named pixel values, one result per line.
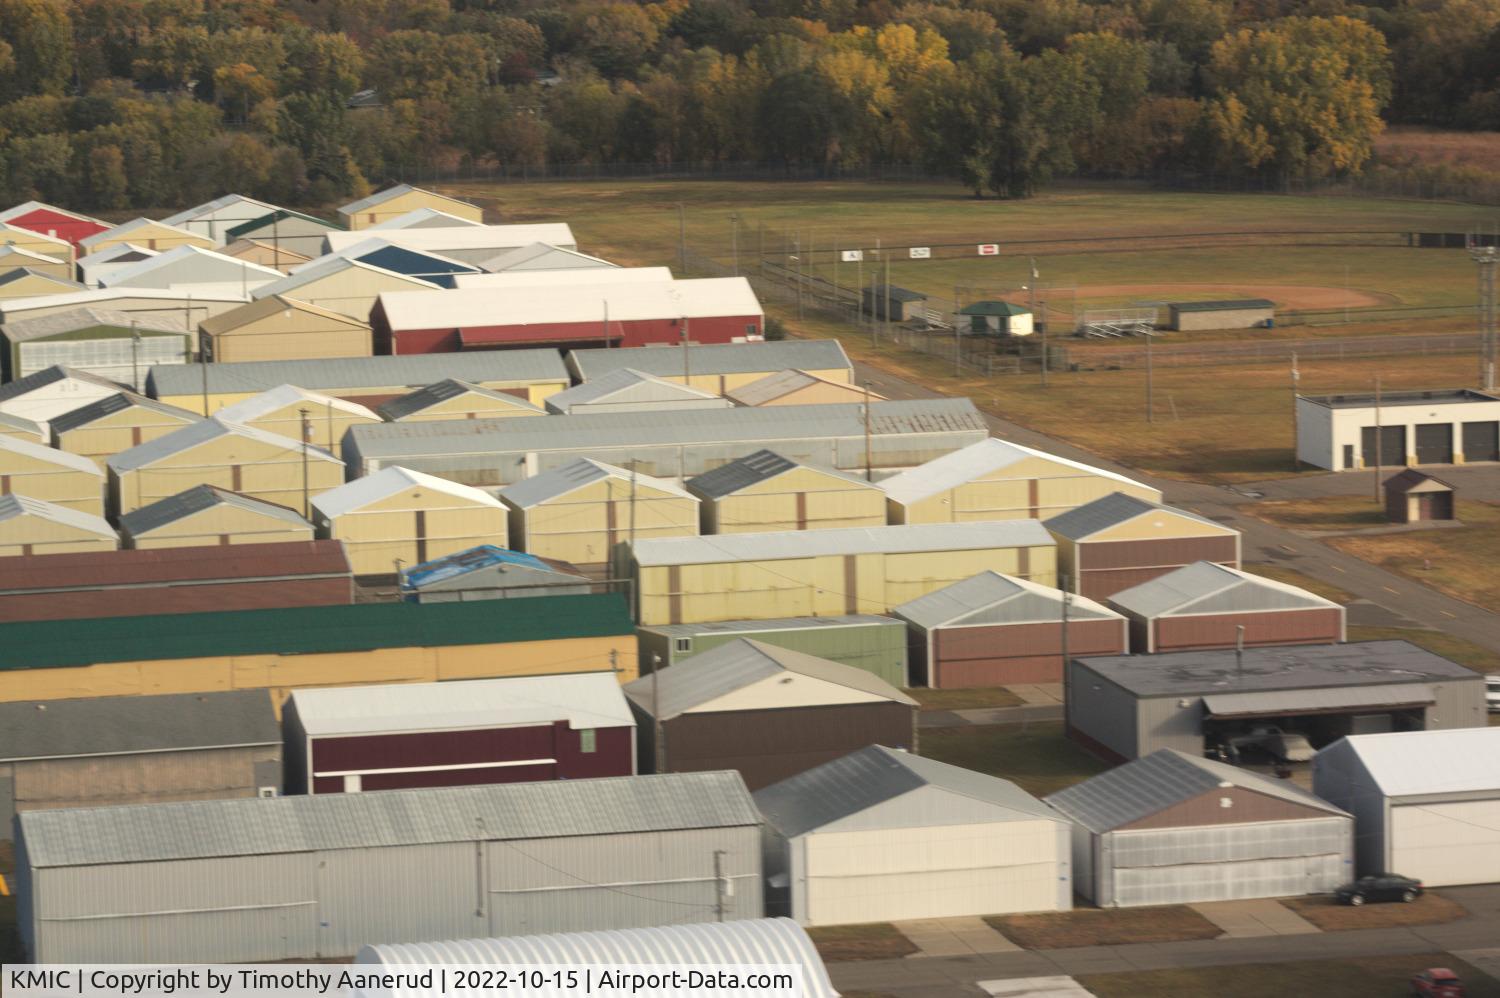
left=1414, top=424, right=1453, bottom=465
left=1463, top=421, right=1499, bottom=462
left=1390, top=799, right=1500, bottom=887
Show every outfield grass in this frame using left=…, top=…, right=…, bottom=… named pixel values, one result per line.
left=918, top=721, right=1107, bottom=797
left=1081, top=952, right=1500, bottom=998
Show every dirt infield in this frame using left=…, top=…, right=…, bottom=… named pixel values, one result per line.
left=1062, top=283, right=1395, bottom=312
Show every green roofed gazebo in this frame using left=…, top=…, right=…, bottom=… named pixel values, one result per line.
left=957, top=301, right=1033, bottom=336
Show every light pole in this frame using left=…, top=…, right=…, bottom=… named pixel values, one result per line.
left=729, top=213, right=740, bottom=276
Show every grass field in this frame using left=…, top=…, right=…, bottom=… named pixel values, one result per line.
left=805, top=923, right=917, bottom=963
left=1081, top=952, right=1500, bottom=998
left=1282, top=894, right=1468, bottom=932
left=987, top=905, right=1223, bottom=949
left=919, top=721, right=1108, bottom=797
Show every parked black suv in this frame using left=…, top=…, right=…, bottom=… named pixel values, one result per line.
left=1335, top=873, right=1424, bottom=905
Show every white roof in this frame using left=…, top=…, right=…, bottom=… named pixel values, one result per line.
left=211, top=384, right=379, bottom=424
left=290, top=237, right=476, bottom=275
left=500, top=457, right=695, bottom=509
left=76, top=242, right=158, bottom=268
left=0, top=493, right=114, bottom=538
left=107, top=416, right=341, bottom=473
left=631, top=520, right=1053, bottom=567
left=544, top=367, right=722, bottom=411
left=0, top=245, right=64, bottom=264
left=324, top=224, right=577, bottom=256
left=377, top=276, right=762, bottom=331
left=0, top=287, right=249, bottom=320
left=893, top=569, right=1120, bottom=629
left=453, top=266, right=672, bottom=290
left=288, top=672, right=633, bottom=736
left=368, top=208, right=482, bottom=230
left=338, top=184, right=473, bottom=216
left=0, top=433, right=105, bottom=476
left=881, top=437, right=1158, bottom=505
left=161, top=194, right=277, bottom=226
left=250, top=255, right=433, bottom=300
left=481, top=242, right=618, bottom=272
left=79, top=216, right=205, bottom=250
left=1328, top=728, right=1500, bottom=797
left=100, top=244, right=283, bottom=289
left=311, top=465, right=503, bottom=519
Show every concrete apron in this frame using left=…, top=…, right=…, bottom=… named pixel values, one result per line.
left=1188, top=898, right=1322, bottom=938
left=894, top=917, right=1024, bottom=958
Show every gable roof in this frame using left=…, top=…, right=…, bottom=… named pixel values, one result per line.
left=454, top=267, right=671, bottom=291
left=199, top=294, right=373, bottom=336
left=223, top=207, right=339, bottom=241
left=726, top=369, right=877, bottom=407
left=1384, top=468, right=1454, bottom=494
left=0, top=245, right=67, bottom=265
left=499, top=457, right=694, bottom=509
left=629, top=519, right=1052, bottom=568
left=481, top=242, right=618, bottom=272
left=687, top=449, right=871, bottom=500
left=0, top=493, right=114, bottom=538
left=75, top=242, right=157, bottom=268
left=881, top=437, right=1157, bottom=506
left=0, top=411, right=42, bottom=437
left=338, top=184, right=475, bottom=218
left=17, top=769, right=756, bottom=868
left=958, top=300, right=1030, bottom=316
left=375, top=379, right=543, bottom=421
left=118, top=483, right=310, bottom=537
left=294, top=237, right=478, bottom=276
left=161, top=194, right=278, bottom=226
left=570, top=340, right=852, bottom=381
left=892, top=570, right=1120, bottom=629
left=218, top=239, right=313, bottom=267
left=621, top=639, right=915, bottom=720
left=249, top=255, right=434, bottom=301
left=0, top=220, right=71, bottom=251
left=0, top=269, right=82, bottom=292
left=1107, top=561, right=1341, bottom=619
left=0, top=365, right=125, bottom=405
left=311, top=465, right=502, bottom=520
left=0, top=689, right=278, bottom=763
left=1043, top=492, right=1223, bottom=541
left=107, top=417, right=340, bottom=473
left=79, top=217, right=206, bottom=250
left=402, top=545, right=587, bottom=590
left=2, top=306, right=189, bottom=344
left=0, top=288, right=249, bottom=321
left=1046, top=748, right=1348, bottom=833
left=755, top=745, right=1056, bottom=838
left=0, top=201, right=103, bottom=227
left=544, top=367, right=722, bottom=411
left=100, top=244, right=282, bottom=288
left=368, top=207, right=483, bottom=230
left=211, top=384, right=378, bottom=424
left=0, top=433, right=105, bottom=475
left=147, top=350, right=568, bottom=396
left=1322, top=728, right=1500, bottom=798
left=48, top=392, right=201, bottom=435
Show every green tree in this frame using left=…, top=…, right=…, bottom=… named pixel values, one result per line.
left=0, top=0, right=72, bottom=101
left=87, top=143, right=129, bottom=208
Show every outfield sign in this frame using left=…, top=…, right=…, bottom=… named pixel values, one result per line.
left=840, top=249, right=864, bottom=262
left=977, top=243, right=999, bottom=256
left=909, top=246, right=931, bottom=259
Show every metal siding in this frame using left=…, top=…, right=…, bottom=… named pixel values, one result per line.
left=317, top=842, right=481, bottom=956
left=1428, top=675, right=1488, bottom=730
left=932, top=618, right=1127, bottom=688
left=1076, top=537, right=1240, bottom=600
left=1152, top=608, right=1344, bottom=654
left=1136, top=696, right=1206, bottom=759
left=659, top=620, right=908, bottom=687
left=1066, top=661, right=1139, bottom=761
left=1389, top=799, right=1500, bottom=887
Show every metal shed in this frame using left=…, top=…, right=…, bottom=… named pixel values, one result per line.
left=0, top=434, right=106, bottom=514
left=222, top=208, right=343, bottom=260
left=0, top=287, right=246, bottom=326
left=0, top=217, right=80, bottom=261
left=49, top=392, right=202, bottom=469
left=1065, top=640, right=1487, bottom=763
left=882, top=437, right=1162, bottom=525
left=283, top=672, right=636, bottom=794
left=1313, top=728, right=1500, bottom=886
left=119, top=484, right=314, bottom=549
left=1044, top=493, right=1241, bottom=600
left=1384, top=469, right=1455, bottom=523
left=161, top=194, right=280, bottom=245
left=400, top=546, right=592, bottom=603
left=543, top=368, right=732, bottom=415
left=370, top=207, right=483, bottom=231
left=0, top=494, right=116, bottom=556
left=355, top=919, right=836, bottom=998
left=344, top=399, right=990, bottom=489
left=861, top=284, right=927, bottom=322
left=0, top=202, right=105, bottom=250
left=636, top=615, right=909, bottom=688
left=628, top=520, right=1057, bottom=626
left=1168, top=299, right=1274, bottom=331
left=480, top=241, right=618, bottom=273
left=757, top=745, right=1071, bottom=924
left=14, top=770, right=762, bottom=962
left=249, top=257, right=434, bottom=321
left=500, top=458, right=698, bottom=574
left=218, top=239, right=313, bottom=274
left=1106, top=561, right=1345, bottom=654
left=957, top=301, right=1033, bottom=336
left=338, top=184, right=485, bottom=229
left=1047, top=749, right=1353, bottom=907
left=892, top=571, right=1127, bottom=688
left=726, top=369, right=883, bottom=407
left=212, top=383, right=380, bottom=458
left=0, top=365, right=127, bottom=428
left=623, top=638, right=916, bottom=790
left=312, top=465, right=510, bottom=576
left=0, top=269, right=82, bottom=301
left=78, top=217, right=216, bottom=254
left=199, top=295, right=374, bottom=364
left=74, top=243, right=157, bottom=287
left=0, top=410, right=43, bottom=444
left=2, top=304, right=192, bottom=390
left=567, top=340, right=854, bottom=394
left=98, top=245, right=282, bottom=294
left=0, top=689, right=281, bottom=834
left=686, top=449, right=887, bottom=535
left=0, top=245, right=71, bottom=281
left=376, top=379, right=546, bottom=422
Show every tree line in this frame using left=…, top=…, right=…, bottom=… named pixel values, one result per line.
left=0, top=0, right=1486, bottom=208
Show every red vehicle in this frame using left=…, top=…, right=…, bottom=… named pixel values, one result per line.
left=1411, top=968, right=1465, bottom=997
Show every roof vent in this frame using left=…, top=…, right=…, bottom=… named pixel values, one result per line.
left=1217, top=780, right=1233, bottom=788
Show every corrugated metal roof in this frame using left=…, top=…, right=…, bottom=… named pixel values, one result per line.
left=1107, top=561, right=1341, bottom=619
left=3, top=306, right=189, bottom=344
left=147, top=350, right=568, bottom=396
left=499, top=457, right=695, bottom=509
left=0, top=201, right=102, bottom=227
left=639, top=615, right=903, bottom=639
left=1074, top=640, right=1479, bottom=697
left=161, top=194, right=277, bottom=227
left=957, top=300, right=1030, bottom=316
left=249, top=255, right=434, bottom=301
left=724, top=369, right=874, bottom=407
left=118, top=483, right=310, bottom=537
left=891, top=570, right=1120, bottom=629
left=357, top=918, right=837, bottom=998
left=481, top=242, right=618, bottom=271
left=686, top=449, right=797, bottom=498
left=369, top=207, right=483, bottom=230
left=0, top=365, right=125, bottom=405
left=402, top=545, right=583, bottom=590
left=1203, top=684, right=1434, bottom=718
left=324, top=223, right=576, bottom=256
left=348, top=398, right=987, bottom=461
left=570, top=340, right=852, bottom=380
left=377, top=276, right=761, bottom=331
left=0, top=433, right=105, bottom=476
left=756, top=744, right=1056, bottom=838
left=622, top=638, right=915, bottom=720
left=1045, top=748, right=1348, bottom=834
left=0, top=410, right=42, bottom=436
left=1325, top=728, right=1500, bottom=797
left=630, top=519, right=1052, bottom=567
left=1171, top=298, right=1274, bottom=312
left=198, top=294, right=370, bottom=335
left=0, top=592, right=632, bottom=671
left=0, top=689, right=279, bottom=762
left=212, top=383, right=379, bottom=424
left=376, top=379, right=543, bottom=421
left=0, top=494, right=114, bottom=538
left=18, top=769, right=757, bottom=867
left=881, top=437, right=1158, bottom=506
left=106, top=416, right=340, bottom=473
left=289, top=672, right=634, bottom=737
left=48, top=391, right=201, bottom=435
left=78, top=216, right=205, bottom=250
left=338, top=184, right=473, bottom=216
left=0, top=245, right=64, bottom=265
left=75, top=242, right=157, bottom=269
left=453, top=266, right=669, bottom=290
left=0, top=538, right=347, bottom=592
left=544, top=367, right=722, bottom=412
left=293, top=237, right=478, bottom=276
left=1043, top=492, right=1222, bottom=541
left=0, top=287, right=248, bottom=321
left=312, top=465, right=504, bottom=519
left=101, top=245, right=282, bottom=288
left=222, top=207, right=338, bottom=240
left=0, top=269, right=81, bottom=291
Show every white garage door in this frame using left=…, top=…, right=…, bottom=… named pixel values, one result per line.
left=1391, top=799, right=1500, bottom=887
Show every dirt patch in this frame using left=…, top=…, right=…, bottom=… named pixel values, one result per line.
left=805, top=923, right=919, bottom=963
left=1282, top=893, right=1468, bottom=931
left=987, top=905, right=1223, bottom=949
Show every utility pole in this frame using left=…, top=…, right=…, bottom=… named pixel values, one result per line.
left=1058, top=572, right=1071, bottom=740
left=603, top=300, right=610, bottom=348
left=884, top=248, right=892, bottom=347
left=1471, top=242, right=1498, bottom=391
left=1032, top=258, right=1045, bottom=388
left=1373, top=375, right=1383, bottom=502
left=855, top=249, right=863, bottom=329
left=872, top=239, right=881, bottom=346
left=729, top=213, right=740, bottom=276
left=1145, top=329, right=1154, bottom=423
left=299, top=407, right=311, bottom=518
left=130, top=320, right=141, bottom=392
left=833, top=240, right=841, bottom=314
left=1235, top=625, right=1245, bottom=683
left=677, top=203, right=687, bottom=275
left=650, top=652, right=665, bottom=773
left=713, top=849, right=727, bottom=922
left=863, top=380, right=876, bottom=482
left=681, top=319, right=690, bottom=384
left=1291, top=352, right=1300, bottom=470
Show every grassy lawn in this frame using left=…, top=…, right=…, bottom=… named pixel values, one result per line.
left=906, top=687, right=1025, bottom=711
left=987, top=905, right=1222, bottom=949
left=1332, top=500, right=1500, bottom=611
left=804, top=923, right=917, bottom=963
left=1081, top=952, right=1500, bottom=998
left=1248, top=496, right=1395, bottom=531
left=1283, top=894, right=1468, bottom=932
left=919, top=721, right=1108, bottom=797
